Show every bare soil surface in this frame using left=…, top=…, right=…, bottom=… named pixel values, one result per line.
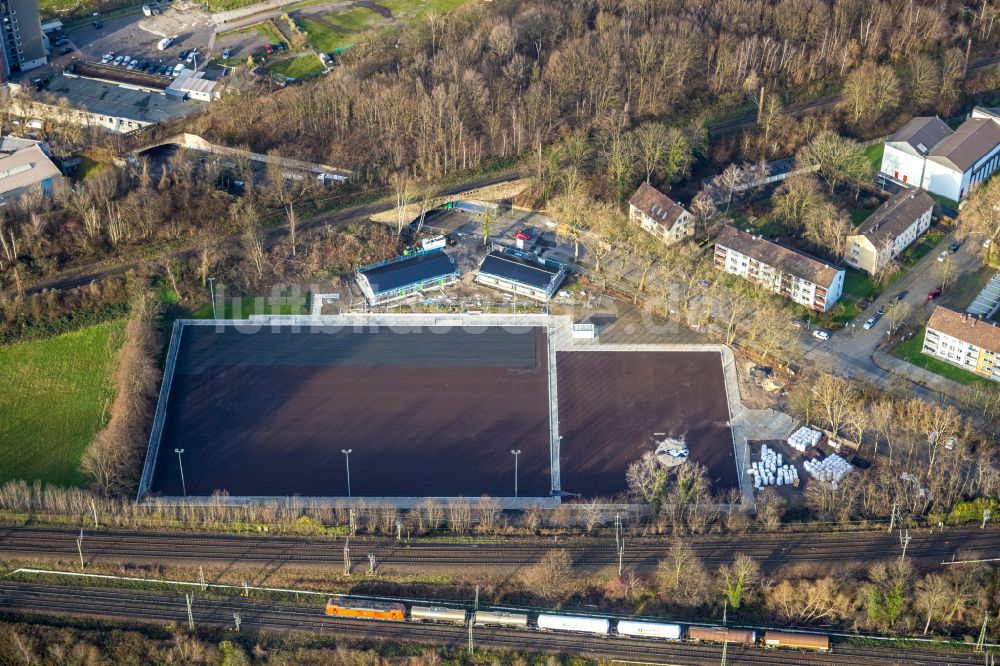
left=556, top=351, right=737, bottom=497
left=152, top=325, right=551, bottom=497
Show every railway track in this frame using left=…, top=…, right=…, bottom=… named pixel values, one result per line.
left=1, top=526, right=998, bottom=569
left=0, top=581, right=987, bottom=665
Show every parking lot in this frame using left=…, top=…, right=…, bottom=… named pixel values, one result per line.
left=65, top=1, right=215, bottom=74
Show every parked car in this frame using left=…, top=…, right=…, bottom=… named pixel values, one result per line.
left=928, top=288, right=942, bottom=300
left=949, top=241, right=960, bottom=252
left=53, top=37, right=69, bottom=46
left=264, top=44, right=274, bottom=54
left=938, top=250, right=950, bottom=262
left=864, top=313, right=882, bottom=330
left=102, top=52, right=113, bottom=63
left=515, top=230, right=532, bottom=241
left=92, top=21, right=103, bottom=28
left=114, top=55, right=125, bottom=65
left=222, top=48, right=232, bottom=58
left=985, top=239, right=993, bottom=249
left=812, top=329, right=831, bottom=341
left=274, top=42, right=287, bottom=51
left=58, top=47, right=73, bottom=55
left=178, top=50, right=189, bottom=59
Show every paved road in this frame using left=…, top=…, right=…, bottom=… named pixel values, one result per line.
left=802, top=229, right=982, bottom=393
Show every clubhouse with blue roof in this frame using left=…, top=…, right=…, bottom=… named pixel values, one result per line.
left=475, top=249, right=566, bottom=301
left=356, top=249, right=460, bottom=305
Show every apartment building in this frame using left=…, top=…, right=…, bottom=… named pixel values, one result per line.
left=627, top=182, right=693, bottom=244
left=922, top=305, right=1000, bottom=382
left=0, top=0, right=46, bottom=79
left=846, top=190, right=935, bottom=274
left=714, top=225, right=845, bottom=312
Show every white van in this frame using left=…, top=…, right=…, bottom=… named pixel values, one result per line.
left=142, top=4, right=151, bottom=15
left=421, top=235, right=447, bottom=251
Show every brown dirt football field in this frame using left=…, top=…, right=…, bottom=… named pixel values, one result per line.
left=151, top=324, right=552, bottom=498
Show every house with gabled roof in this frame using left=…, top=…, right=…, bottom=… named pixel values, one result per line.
left=713, top=225, right=845, bottom=312
left=880, top=114, right=1000, bottom=202
left=628, top=182, right=693, bottom=244
left=922, top=306, right=1000, bottom=382
left=845, top=190, right=935, bottom=274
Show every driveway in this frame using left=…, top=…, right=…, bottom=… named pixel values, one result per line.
left=802, top=228, right=982, bottom=387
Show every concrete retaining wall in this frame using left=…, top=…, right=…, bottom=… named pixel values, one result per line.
left=136, top=320, right=185, bottom=502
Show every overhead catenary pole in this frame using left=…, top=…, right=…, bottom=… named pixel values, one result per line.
left=343, top=540, right=351, bottom=575
left=901, top=529, right=912, bottom=561
left=76, top=529, right=84, bottom=570
left=976, top=611, right=990, bottom=651
left=982, top=508, right=992, bottom=529
left=888, top=501, right=897, bottom=533
left=185, top=593, right=195, bottom=630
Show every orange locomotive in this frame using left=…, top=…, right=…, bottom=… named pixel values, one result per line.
left=325, top=596, right=406, bottom=620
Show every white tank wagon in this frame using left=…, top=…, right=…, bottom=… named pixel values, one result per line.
left=409, top=606, right=467, bottom=624
left=537, top=614, right=610, bottom=635
left=616, top=620, right=682, bottom=640
left=474, top=610, right=529, bottom=628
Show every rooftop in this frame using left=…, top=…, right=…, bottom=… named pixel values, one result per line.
left=929, top=117, right=1000, bottom=172
left=628, top=182, right=687, bottom=227
left=715, top=225, right=843, bottom=288
left=37, top=75, right=205, bottom=124
left=0, top=135, right=47, bottom=155
left=927, top=305, right=1000, bottom=353
left=887, top=116, right=953, bottom=155
left=0, top=144, right=61, bottom=199
left=852, top=190, right=935, bottom=246
left=358, top=249, right=458, bottom=295
left=477, top=250, right=563, bottom=291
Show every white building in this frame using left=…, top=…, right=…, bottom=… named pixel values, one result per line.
left=880, top=115, right=1000, bottom=202
left=714, top=225, right=845, bottom=312
left=475, top=249, right=565, bottom=301
left=845, top=190, right=935, bottom=274
left=922, top=306, right=1000, bottom=382
left=166, top=72, right=222, bottom=102
left=627, top=182, right=693, bottom=244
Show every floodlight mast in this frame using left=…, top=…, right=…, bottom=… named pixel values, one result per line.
left=342, top=449, right=352, bottom=498
left=511, top=449, right=521, bottom=498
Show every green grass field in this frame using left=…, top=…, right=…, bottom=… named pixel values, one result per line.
left=891, top=328, right=990, bottom=386
left=269, top=53, right=326, bottom=79
left=296, top=9, right=376, bottom=52
left=863, top=142, right=884, bottom=174
left=0, top=320, right=126, bottom=487
left=191, top=290, right=311, bottom=319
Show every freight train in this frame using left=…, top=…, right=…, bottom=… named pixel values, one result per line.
left=324, top=596, right=830, bottom=652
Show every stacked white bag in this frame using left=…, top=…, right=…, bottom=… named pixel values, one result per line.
left=787, top=426, right=822, bottom=452
left=748, top=444, right=799, bottom=489
left=803, top=453, right=853, bottom=486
